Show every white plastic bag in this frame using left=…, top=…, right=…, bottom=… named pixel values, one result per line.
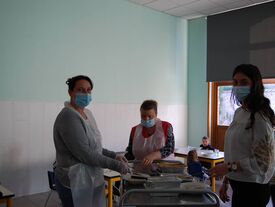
left=68, top=163, right=106, bottom=207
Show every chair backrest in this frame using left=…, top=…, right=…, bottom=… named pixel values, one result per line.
left=47, top=171, right=56, bottom=191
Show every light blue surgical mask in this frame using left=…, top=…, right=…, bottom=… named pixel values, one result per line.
left=75, top=93, right=92, bottom=108
left=141, top=118, right=155, bottom=128
left=232, top=86, right=250, bottom=102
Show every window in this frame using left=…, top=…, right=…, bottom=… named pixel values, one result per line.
left=217, top=83, right=275, bottom=126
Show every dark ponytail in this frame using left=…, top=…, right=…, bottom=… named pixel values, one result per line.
left=66, top=75, right=93, bottom=91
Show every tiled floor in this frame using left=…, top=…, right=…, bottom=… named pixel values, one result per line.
left=0, top=191, right=61, bottom=207
left=0, top=190, right=119, bottom=207
left=1, top=180, right=273, bottom=207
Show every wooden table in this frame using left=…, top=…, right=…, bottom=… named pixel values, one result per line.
left=174, top=147, right=224, bottom=192
left=0, top=185, right=15, bottom=207
left=104, top=169, right=121, bottom=207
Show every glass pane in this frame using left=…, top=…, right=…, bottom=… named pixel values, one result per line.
left=264, top=84, right=275, bottom=113
left=217, top=86, right=237, bottom=126
left=217, top=84, right=275, bottom=126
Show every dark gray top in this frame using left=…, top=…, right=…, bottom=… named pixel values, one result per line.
left=53, top=103, right=126, bottom=187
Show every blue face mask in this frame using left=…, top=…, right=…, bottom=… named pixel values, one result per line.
left=75, top=93, right=92, bottom=108
left=232, top=86, right=250, bottom=102
left=141, top=118, right=155, bottom=128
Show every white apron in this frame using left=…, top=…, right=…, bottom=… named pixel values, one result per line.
left=132, top=118, right=174, bottom=173
left=68, top=164, right=105, bottom=207
left=67, top=107, right=106, bottom=207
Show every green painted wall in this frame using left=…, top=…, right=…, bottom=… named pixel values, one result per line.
left=187, top=17, right=208, bottom=146
left=0, top=0, right=187, bottom=104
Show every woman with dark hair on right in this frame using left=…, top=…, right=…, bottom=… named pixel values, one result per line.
left=210, top=64, right=275, bottom=207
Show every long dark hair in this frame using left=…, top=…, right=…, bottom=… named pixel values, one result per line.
left=232, top=64, right=275, bottom=128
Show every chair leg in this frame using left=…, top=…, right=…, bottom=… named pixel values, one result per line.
left=43, top=190, right=53, bottom=207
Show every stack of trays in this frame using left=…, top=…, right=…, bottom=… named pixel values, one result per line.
left=144, top=176, right=182, bottom=196
left=144, top=176, right=182, bottom=189
left=157, top=160, right=186, bottom=174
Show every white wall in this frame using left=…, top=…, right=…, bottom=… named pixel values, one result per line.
left=0, top=0, right=188, bottom=196
left=0, top=101, right=187, bottom=196
left=94, top=103, right=187, bottom=151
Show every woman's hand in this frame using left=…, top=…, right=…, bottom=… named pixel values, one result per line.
left=115, top=154, right=128, bottom=163
left=142, top=151, right=161, bottom=166
left=120, top=162, right=131, bottom=175
left=219, top=183, right=230, bottom=202
left=209, top=163, right=228, bottom=177
left=142, top=155, right=154, bottom=166
left=115, top=154, right=130, bottom=174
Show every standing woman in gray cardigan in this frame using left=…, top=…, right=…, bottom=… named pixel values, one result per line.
left=53, top=75, right=129, bottom=207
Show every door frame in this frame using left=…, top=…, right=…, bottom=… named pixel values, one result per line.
left=208, top=79, right=275, bottom=150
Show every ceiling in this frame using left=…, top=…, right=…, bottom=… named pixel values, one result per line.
left=127, top=0, right=273, bottom=19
